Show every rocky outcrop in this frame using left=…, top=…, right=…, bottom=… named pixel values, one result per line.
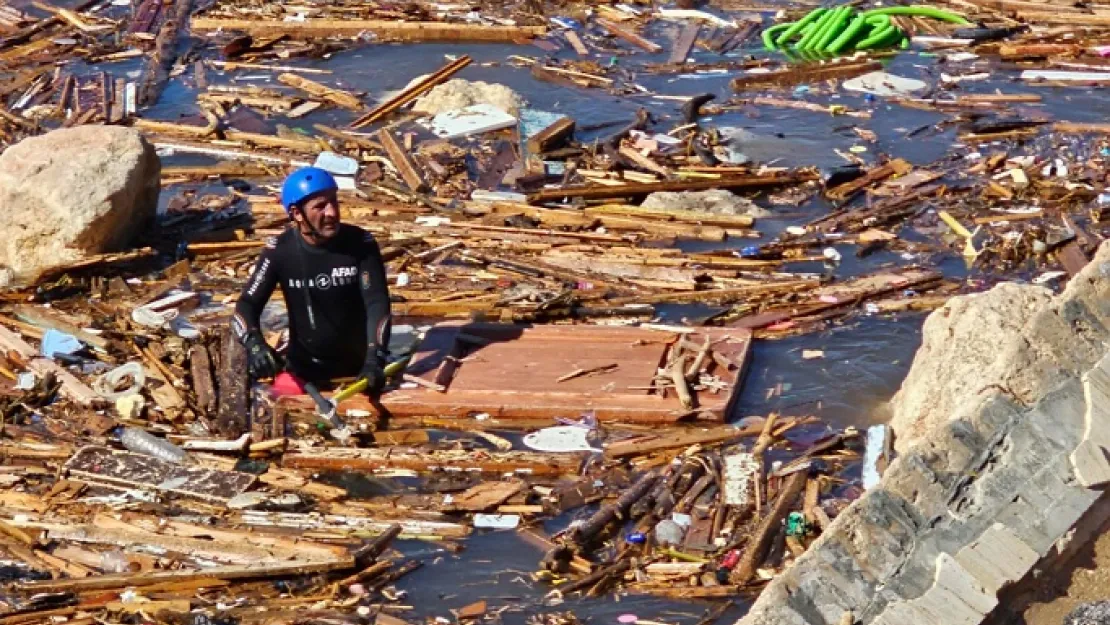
left=641, top=189, right=770, bottom=218
left=889, top=283, right=1053, bottom=453
left=735, top=241, right=1110, bottom=625
left=1064, top=601, right=1110, bottom=625
left=0, top=126, right=160, bottom=283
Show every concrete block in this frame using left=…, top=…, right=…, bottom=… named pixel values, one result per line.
left=881, top=454, right=952, bottom=521
left=953, top=523, right=1039, bottom=595
left=934, top=553, right=998, bottom=616
left=1071, top=354, right=1110, bottom=487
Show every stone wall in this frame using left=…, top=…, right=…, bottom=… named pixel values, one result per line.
left=737, top=241, right=1110, bottom=625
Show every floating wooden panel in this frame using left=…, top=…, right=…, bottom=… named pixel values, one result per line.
left=64, top=446, right=256, bottom=502
left=340, top=323, right=752, bottom=423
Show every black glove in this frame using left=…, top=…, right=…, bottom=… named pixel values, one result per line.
left=358, top=353, right=386, bottom=398
left=243, top=331, right=282, bottom=380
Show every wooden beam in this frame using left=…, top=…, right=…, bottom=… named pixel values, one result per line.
left=731, top=60, right=883, bottom=90
left=215, top=328, right=249, bottom=436
left=17, top=558, right=354, bottom=592
left=528, top=170, right=816, bottom=203
left=277, top=73, right=363, bottom=111
left=191, top=18, right=545, bottom=42
left=598, top=18, right=662, bottom=53
left=378, top=129, right=428, bottom=193
left=351, top=56, right=471, bottom=128
left=526, top=116, right=575, bottom=155
left=668, top=23, right=700, bottom=64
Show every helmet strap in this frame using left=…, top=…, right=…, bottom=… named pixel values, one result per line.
left=292, top=205, right=325, bottom=242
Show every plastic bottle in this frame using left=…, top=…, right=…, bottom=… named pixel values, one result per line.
left=119, top=427, right=190, bottom=464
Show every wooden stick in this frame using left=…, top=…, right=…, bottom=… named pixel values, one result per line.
left=671, top=356, right=694, bottom=410
left=730, top=469, right=807, bottom=584
left=351, top=56, right=471, bottom=128
left=598, top=18, right=662, bottom=53
left=378, top=129, right=428, bottom=192
left=528, top=170, right=814, bottom=203
left=190, top=19, right=545, bottom=42
left=557, top=363, right=618, bottom=383
left=17, top=558, right=355, bottom=592
left=278, top=73, right=363, bottom=110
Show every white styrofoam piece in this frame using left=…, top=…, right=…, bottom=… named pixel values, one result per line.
left=1022, top=69, right=1110, bottom=82
left=843, top=71, right=928, bottom=97
left=863, top=424, right=888, bottom=490
left=429, top=103, right=518, bottom=139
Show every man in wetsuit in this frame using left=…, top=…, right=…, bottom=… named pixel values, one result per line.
left=232, top=167, right=392, bottom=397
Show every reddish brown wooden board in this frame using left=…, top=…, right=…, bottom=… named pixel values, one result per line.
left=341, top=323, right=752, bottom=423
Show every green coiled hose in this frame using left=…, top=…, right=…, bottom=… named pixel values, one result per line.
left=760, top=4, right=969, bottom=57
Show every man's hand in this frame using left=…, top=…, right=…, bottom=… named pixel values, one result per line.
left=243, top=331, right=282, bottom=380
left=358, top=356, right=386, bottom=398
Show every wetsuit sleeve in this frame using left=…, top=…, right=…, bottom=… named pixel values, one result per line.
left=232, top=241, right=280, bottom=342
left=359, top=233, right=392, bottom=363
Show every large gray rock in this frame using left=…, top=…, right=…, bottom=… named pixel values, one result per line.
left=641, top=189, right=770, bottom=218
left=735, top=241, right=1110, bottom=625
left=0, top=126, right=160, bottom=283
left=889, top=283, right=1053, bottom=453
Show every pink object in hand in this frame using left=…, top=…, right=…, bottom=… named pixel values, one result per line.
left=271, top=371, right=307, bottom=397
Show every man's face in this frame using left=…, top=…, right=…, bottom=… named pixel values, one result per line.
left=294, top=191, right=341, bottom=240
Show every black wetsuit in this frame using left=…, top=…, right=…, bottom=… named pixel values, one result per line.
left=232, top=224, right=391, bottom=381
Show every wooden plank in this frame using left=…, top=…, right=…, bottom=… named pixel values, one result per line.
left=277, top=73, right=362, bottom=111
left=668, top=23, right=700, bottom=64
left=598, top=18, right=662, bottom=53
left=528, top=170, right=815, bottom=203
left=189, top=344, right=216, bottom=415
left=564, top=30, right=589, bottom=56
left=526, top=116, right=575, bottom=154
left=731, top=60, right=883, bottom=90
left=351, top=56, right=471, bottom=128
left=190, top=18, right=546, bottom=42
left=17, top=558, right=354, bottom=592
left=283, top=448, right=581, bottom=476
left=446, top=480, right=523, bottom=511
left=216, top=328, right=249, bottom=437
left=0, top=325, right=99, bottom=406
left=825, top=158, right=913, bottom=200
left=604, top=423, right=764, bottom=458
left=378, top=129, right=428, bottom=193
left=584, top=203, right=754, bottom=228
left=63, top=446, right=256, bottom=502
left=1057, top=241, right=1090, bottom=276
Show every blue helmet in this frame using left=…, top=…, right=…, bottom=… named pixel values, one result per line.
left=280, top=167, right=339, bottom=213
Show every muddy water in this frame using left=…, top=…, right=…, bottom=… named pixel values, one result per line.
left=122, top=7, right=1107, bottom=620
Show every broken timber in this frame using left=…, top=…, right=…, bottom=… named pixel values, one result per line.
left=597, top=18, right=663, bottom=53
left=379, top=129, right=428, bottom=193
left=216, top=328, right=249, bottom=436
left=189, top=19, right=546, bottom=42
left=731, top=60, right=883, bottom=90
left=277, top=73, right=363, bottom=111
left=351, top=56, right=471, bottom=128
left=528, top=171, right=816, bottom=204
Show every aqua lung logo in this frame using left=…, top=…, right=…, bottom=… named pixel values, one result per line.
left=287, top=266, right=357, bottom=290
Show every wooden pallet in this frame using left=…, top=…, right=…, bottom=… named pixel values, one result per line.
left=334, top=322, right=752, bottom=424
